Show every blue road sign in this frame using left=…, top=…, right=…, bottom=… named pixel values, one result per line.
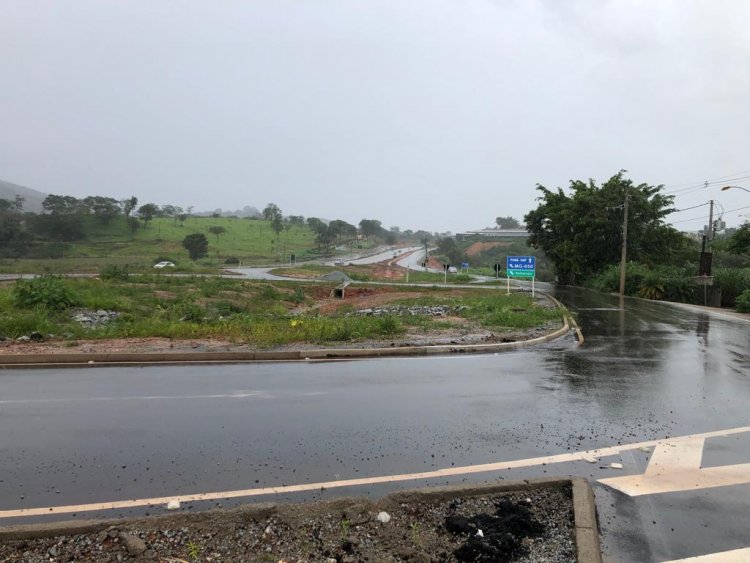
left=506, top=256, right=536, bottom=278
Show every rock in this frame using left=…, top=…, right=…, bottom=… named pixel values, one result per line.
left=143, top=549, right=157, bottom=560
left=610, top=462, right=624, bottom=469
left=166, top=500, right=180, bottom=510
left=376, top=511, right=391, bottom=523
left=29, top=331, right=44, bottom=341
left=48, top=545, right=57, bottom=557
left=16, top=336, right=30, bottom=342
left=119, top=532, right=147, bottom=555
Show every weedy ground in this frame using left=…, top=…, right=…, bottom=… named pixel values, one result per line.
left=0, top=275, right=563, bottom=348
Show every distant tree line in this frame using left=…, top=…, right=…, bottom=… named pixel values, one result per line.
left=0, top=193, right=427, bottom=261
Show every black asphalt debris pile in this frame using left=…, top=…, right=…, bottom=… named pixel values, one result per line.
left=445, top=499, right=544, bottom=562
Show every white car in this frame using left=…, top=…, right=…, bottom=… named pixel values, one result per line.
left=153, top=261, right=176, bottom=269
left=447, top=266, right=458, bottom=274
left=334, top=258, right=344, bottom=266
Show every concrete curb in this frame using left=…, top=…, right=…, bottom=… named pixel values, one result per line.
left=0, top=296, right=572, bottom=368
left=0, top=478, right=602, bottom=562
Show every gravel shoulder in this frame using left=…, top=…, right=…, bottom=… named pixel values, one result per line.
left=0, top=483, right=577, bottom=563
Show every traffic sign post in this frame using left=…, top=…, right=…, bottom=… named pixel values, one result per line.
left=506, top=256, right=536, bottom=297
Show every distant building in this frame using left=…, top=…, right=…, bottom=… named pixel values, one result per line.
left=457, top=228, right=528, bottom=239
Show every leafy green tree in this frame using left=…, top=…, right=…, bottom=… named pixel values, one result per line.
left=728, top=223, right=750, bottom=255
left=42, top=194, right=83, bottom=215
left=137, top=203, right=159, bottom=227
left=495, top=216, right=521, bottom=229
left=34, top=194, right=85, bottom=240
left=0, top=196, right=32, bottom=257
left=328, top=219, right=357, bottom=243
left=121, top=196, right=138, bottom=218
left=182, top=233, right=209, bottom=260
left=525, top=171, right=689, bottom=285
left=83, top=196, right=121, bottom=224
left=359, top=219, right=383, bottom=239
left=306, top=217, right=326, bottom=232
left=208, top=225, right=227, bottom=242
left=261, top=203, right=284, bottom=238
left=126, top=217, right=140, bottom=235
left=437, top=236, right=466, bottom=265
left=271, top=214, right=284, bottom=238
left=262, top=203, right=282, bottom=221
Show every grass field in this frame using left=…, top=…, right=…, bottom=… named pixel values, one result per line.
left=0, top=276, right=564, bottom=348
left=0, top=216, right=322, bottom=273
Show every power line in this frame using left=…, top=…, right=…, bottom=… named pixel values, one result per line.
left=663, top=170, right=750, bottom=193
left=667, top=176, right=750, bottom=196
left=670, top=204, right=750, bottom=224
left=669, top=202, right=710, bottom=214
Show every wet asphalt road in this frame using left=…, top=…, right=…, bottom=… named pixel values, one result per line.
left=1, top=288, right=750, bottom=561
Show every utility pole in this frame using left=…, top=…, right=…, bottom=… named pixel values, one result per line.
left=699, top=199, right=715, bottom=269
left=619, top=194, right=629, bottom=297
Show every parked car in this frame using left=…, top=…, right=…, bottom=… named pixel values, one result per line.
left=334, top=258, right=344, bottom=266
left=153, top=261, right=176, bottom=269
left=447, top=266, right=458, bottom=274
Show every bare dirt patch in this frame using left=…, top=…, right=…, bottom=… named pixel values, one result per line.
left=465, top=241, right=510, bottom=256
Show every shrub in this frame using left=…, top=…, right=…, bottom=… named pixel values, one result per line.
left=714, top=268, right=750, bottom=307
left=99, top=264, right=130, bottom=281
left=224, top=256, right=240, bottom=265
left=177, top=303, right=205, bottom=323
left=736, top=289, right=750, bottom=313
left=12, top=276, right=79, bottom=310
left=588, top=263, right=649, bottom=296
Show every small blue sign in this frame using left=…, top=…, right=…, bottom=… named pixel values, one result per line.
left=461, top=262, right=469, bottom=269
left=506, top=256, right=536, bottom=278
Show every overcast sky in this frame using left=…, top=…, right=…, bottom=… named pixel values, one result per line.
left=1, top=1, right=749, bottom=233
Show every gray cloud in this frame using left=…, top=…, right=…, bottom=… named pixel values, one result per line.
left=1, top=0, right=749, bottom=232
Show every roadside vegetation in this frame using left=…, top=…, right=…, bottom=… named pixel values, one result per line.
left=0, top=275, right=563, bottom=348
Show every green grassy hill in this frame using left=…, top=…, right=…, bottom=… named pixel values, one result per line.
left=0, top=216, right=319, bottom=273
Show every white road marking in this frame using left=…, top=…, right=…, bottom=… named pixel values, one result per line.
left=0, top=392, right=269, bottom=404
left=600, top=435, right=750, bottom=496
left=1, top=425, right=749, bottom=520
left=662, top=547, right=750, bottom=562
